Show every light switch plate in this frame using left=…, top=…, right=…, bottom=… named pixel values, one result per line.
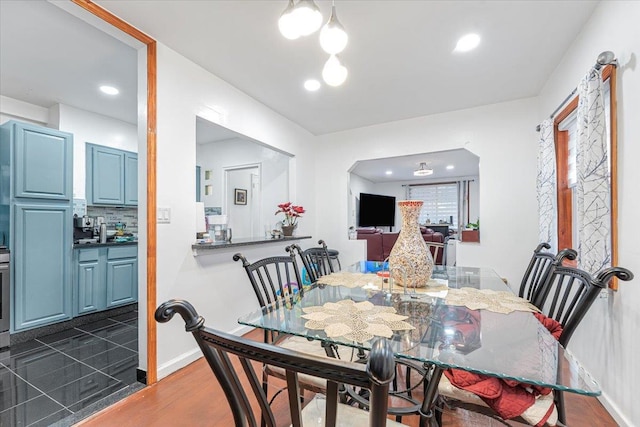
left=157, top=207, right=171, bottom=224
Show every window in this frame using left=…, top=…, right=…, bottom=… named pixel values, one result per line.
left=558, top=79, right=612, bottom=251
left=408, top=183, right=458, bottom=228
left=554, top=65, right=617, bottom=285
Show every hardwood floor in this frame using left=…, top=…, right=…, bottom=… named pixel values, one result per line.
left=77, top=329, right=617, bottom=427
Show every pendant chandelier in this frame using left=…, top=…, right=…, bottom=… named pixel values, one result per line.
left=278, top=0, right=349, bottom=87
left=414, top=163, right=434, bottom=177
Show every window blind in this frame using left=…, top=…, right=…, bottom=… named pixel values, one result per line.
left=408, top=183, right=458, bottom=227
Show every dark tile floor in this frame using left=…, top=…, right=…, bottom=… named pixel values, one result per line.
left=0, top=311, right=142, bottom=426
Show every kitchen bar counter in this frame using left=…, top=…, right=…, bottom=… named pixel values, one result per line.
left=73, top=241, right=138, bottom=249
left=192, top=235, right=311, bottom=256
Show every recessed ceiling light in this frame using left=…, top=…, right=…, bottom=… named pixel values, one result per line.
left=304, top=79, right=321, bottom=91
left=99, top=85, right=119, bottom=95
left=446, top=165, right=455, bottom=170
left=454, top=33, right=480, bottom=53
left=385, top=170, right=393, bottom=175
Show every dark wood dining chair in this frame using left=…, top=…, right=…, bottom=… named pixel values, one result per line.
left=424, top=241, right=446, bottom=266
left=536, top=264, right=633, bottom=425
left=233, top=252, right=339, bottom=397
left=440, top=263, right=633, bottom=426
left=518, top=243, right=577, bottom=306
left=233, top=251, right=303, bottom=312
left=287, top=240, right=339, bottom=285
left=155, top=299, right=407, bottom=427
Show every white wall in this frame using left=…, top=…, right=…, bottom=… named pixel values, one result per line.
left=52, top=103, right=137, bottom=199
left=316, top=97, right=539, bottom=285
left=538, top=2, right=640, bottom=425
left=225, top=167, right=254, bottom=238
left=196, top=137, right=291, bottom=235
left=348, top=173, right=376, bottom=229
left=0, top=95, right=49, bottom=126
left=154, top=44, right=317, bottom=378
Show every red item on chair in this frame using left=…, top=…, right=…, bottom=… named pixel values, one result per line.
left=444, top=313, right=563, bottom=424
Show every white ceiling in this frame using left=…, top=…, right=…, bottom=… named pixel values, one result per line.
left=350, top=149, right=479, bottom=183
left=1, top=1, right=598, bottom=135
left=0, top=0, right=138, bottom=125
left=96, top=0, right=598, bottom=135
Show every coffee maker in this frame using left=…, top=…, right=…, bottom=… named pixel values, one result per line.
left=73, top=215, right=97, bottom=243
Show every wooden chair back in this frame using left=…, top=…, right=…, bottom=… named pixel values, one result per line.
left=534, top=264, right=633, bottom=347
left=155, top=299, right=396, bottom=427
left=287, top=240, right=338, bottom=284
left=519, top=244, right=578, bottom=304
left=425, top=241, right=445, bottom=266
left=233, top=252, right=304, bottom=309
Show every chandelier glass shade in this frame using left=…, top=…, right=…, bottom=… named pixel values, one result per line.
left=319, top=5, right=348, bottom=54
left=279, top=1, right=349, bottom=88
left=322, top=55, right=348, bottom=86
left=278, top=0, right=300, bottom=40
left=291, top=0, right=323, bottom=36
left=413, top=162, right=434, bottom=177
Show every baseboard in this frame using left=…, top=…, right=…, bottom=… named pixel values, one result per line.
left=156, top=325, right=253, bottom=380
left=597, top=391, right=631, bottom=427
left=564, top=349, right=631, bottom=426
left=157, top=347, right=203, bottom=380
left=230, top=324, right=252, bottom=336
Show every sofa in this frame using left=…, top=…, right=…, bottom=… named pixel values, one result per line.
left=356, top=227, right=445, bottom=264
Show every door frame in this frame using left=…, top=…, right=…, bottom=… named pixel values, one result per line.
left=71, top=0, right=158, bottom=385
left=223, top=163, right=262, bottom=236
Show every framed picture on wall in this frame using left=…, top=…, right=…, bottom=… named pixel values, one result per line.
left=234, top=188, right=247, bottom=205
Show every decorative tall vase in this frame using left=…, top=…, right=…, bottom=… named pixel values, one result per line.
left=389, top=200, right=434, bottom=288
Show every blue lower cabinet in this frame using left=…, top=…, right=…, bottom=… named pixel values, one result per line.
left=73, top=245, right=137, bottom=316
left=106, top=257, right=137, bottom=308
left=77, top=261, right=101, bottom=315
left=13, top=202, right=72, bottom=331
left=74, top=248, right=103, bottom=316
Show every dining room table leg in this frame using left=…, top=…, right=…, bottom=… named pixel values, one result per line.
left=419, top=365, right=444, bottom=427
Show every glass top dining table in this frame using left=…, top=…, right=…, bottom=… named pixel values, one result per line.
left=237, top=262, right=600, bottom=397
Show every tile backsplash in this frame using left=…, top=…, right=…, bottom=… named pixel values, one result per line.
left=87, top=206, right=138, bottom=234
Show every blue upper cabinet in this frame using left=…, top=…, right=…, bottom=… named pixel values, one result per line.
left=2, top=121, right=72, bottom=201
left=87, top=144, right=125, bottom=205
left=86, top=143, right=137, bottom=206
left=124, top=152, right=138, bottom=206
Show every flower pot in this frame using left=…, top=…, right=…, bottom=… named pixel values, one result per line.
left=389, top=200, right=433, bottom=288
left=282, top=225, right=296, bottom=237
left=461, top=230, right=480, bottom=243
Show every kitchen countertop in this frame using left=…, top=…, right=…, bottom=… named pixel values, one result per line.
left=192, top=235, right=311, bottom=256
left=73, top=241, right=138, bottom=249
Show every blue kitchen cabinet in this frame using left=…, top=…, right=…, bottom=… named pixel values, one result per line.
left=73, top=245, right=137, bottom=315
left=124, top=152, right=138, bottom=205
left=74, top=248, right=103, bottom=316
left=2, top=121, right=72, bottom=201
left=1, top=121, right=73, bottom=332
left=87, top=144, right=125, bottom=205
left=13, top=202, right=73, bottom=330
left=106, top=259, right=137, bottom=308
left=86, top=143, right=137, bottom=206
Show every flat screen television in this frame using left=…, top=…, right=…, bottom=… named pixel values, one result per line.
left=358, top=193, right=395, bottom=227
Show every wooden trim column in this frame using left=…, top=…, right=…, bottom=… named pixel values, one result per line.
left=71, top=0, right=158, bottom=383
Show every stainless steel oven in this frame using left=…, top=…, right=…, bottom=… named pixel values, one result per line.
left=0, top=247, right=9, bottom=348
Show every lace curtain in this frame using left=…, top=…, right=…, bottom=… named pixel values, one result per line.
left=537, top=119, right=557, bottom=252
left=575, top=68, right=611, bottom=273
